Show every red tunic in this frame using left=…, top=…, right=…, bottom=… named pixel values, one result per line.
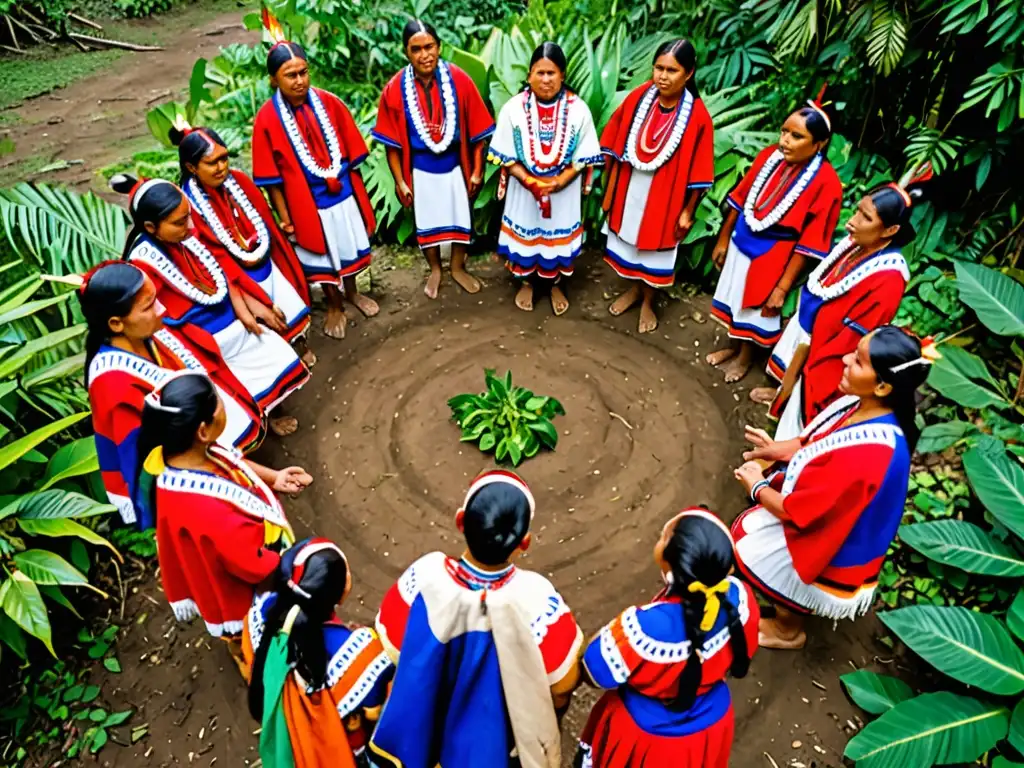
left=601, top=83, right=715, bottom=250
left=188, top=169, right=310, bottom=315
left=156, top=444, right=291, bottom=637
left=371, top=63, right=495, bottom=190
left=252, top=88, right=376, bottom=257
left=727, top=144, right=842, bottom=308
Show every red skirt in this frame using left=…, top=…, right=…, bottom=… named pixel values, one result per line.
left=577, top=691, right=734, bottom=768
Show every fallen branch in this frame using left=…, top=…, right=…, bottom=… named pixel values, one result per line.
left=68, top=12, right=103, bottom=30
left=9, top=15, right=43, bottom=44
left=609, top=412, right=634, bottom=431
left=0, top=43, right=26, bottom=55
left=4, top=14, right=20, bottom=50
left=67, top=32, right=163, bottom=52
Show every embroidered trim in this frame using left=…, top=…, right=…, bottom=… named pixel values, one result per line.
left=88, top=330, right=207, bottom=387
left=186, top=177, right=270, bottom=266
left=157, top=444, right=288, bottom=528
left=402, top=61, right=457, bottom=154
left=107, top=493, right=136, bottom=525
left=275, top=88, right=344, bottom=181
left=397, top=562, right=418, bottom=604
left=807, top=237, right=909, bottom=302
left=743, top=150, right=823, bottom=233
left=247, top=592, right=272, bottom=650
left=598, top=623, right=630, bottom=684
left=170, top=598, right=200, bottom=622
left=335, top=650, right=392, bottom=717
left=129, top=238, right=228, bottom=306
left=621, top=605, right=690, bottom=662
left=784, top=420, right=903, bottom=495
left=530, top=593, right=571, bottom=642
left=323, top=627, right=374, bottom=687
left=523, top=91, right=573, bottom=170
left=623, top=86, right=693, bottom=172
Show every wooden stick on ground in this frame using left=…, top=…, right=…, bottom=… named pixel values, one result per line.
left=67, top=12, right=103, bottom=30
left=4, top=14, right=20, bottom=50
left=67, top=32, right=163, bottom=51
left=0, top=43, right=26, bottom=54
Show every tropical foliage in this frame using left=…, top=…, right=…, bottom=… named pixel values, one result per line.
left=448, top=369, right=564, bottom=466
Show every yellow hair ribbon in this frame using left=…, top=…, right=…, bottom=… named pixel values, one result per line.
left=142, top=446, right=166, bottom=475
left=688, top=579, right=731, bottom=632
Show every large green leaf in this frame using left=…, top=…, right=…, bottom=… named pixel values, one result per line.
left=1008, top=589, right=1024, bottom=643
left=843, top=692, right=1008, bottom=767
left=0, top=291, right=71, bottom=327
left=840, top=670, right=914, bottom=715
left=1011, top=699, right=1024, bottom=755
left=39, top=438, right=99, bottom=491
left=0, top=411, right=90, bottom=473
left=0, top=275, right=45, bottom=318
left=17, top=518, right=120, bottom=560
left=0, top=569, right=54, bottom=655
left=12, top=550, right=104, bottom=596
left=10, top=490, right=115, bottom=521
left=0, top=183, right=127, bottom=276
left=0, top=611, right=27, bottom=660
left=954, top=261, right=1024, bottom=336
left=0, top=324, right=87, bottom=381
left=926, top=346, right=1007, bottom=410
left=962, top=436, right=1024, bottom=539
left=916, top=421, right=978, bottom=454
left=22, top=353, right=87, bottom=390
left=449, top=47, right=489, bottom=97
left=898, top=520, right=1024, bottom=577
left=880, top=605, right=1024, bottom=695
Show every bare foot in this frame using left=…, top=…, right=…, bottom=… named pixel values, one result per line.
left=323, top=306, right=347, bottom=340
left=515, top=282, right=534, bottom=311
left=550, top=285, right=569, bottom=316
left=758, top=617, right=807, bottom=650
left=270, top=415, right=299, bottom=437
left=424, top=268, right=442, bottom=300
left=706, top=348, right=737, bottom=366
left=722, top=356, right=752, bottom=383
left=609, top=284, right=641, bottom=316
left=347, top=292, right=380, bottom=318
left=750, top=386, right=778, bottom=405
left=638, top=302, right=658, bottom=333
left=300, top=347, right=318, bottom=369
left=451, top=266, right=481, bottom=294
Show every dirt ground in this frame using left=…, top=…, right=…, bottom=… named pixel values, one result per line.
left=84, top=257, right=885, bottom=768
left=0, top=18, right=892, bottom=768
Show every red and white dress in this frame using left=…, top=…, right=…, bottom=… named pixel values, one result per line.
left=489, top=90, right=603, bottom=279
left=185, top=170, right=311, bottom=343
left=88, top=328, right=264, bottom=528
left=252, top=87, right=376, bottom=285
left=372, top=61, right=494, bottom=249
left=128, top=234, right=308, bottom=412
left=578, top=578, right=758, bottom=768
left=768, top=237, right=909, bottom=439
left=156, top=444, right=293, bottom=637
left=600, top=83, right=715, bottom=287
left=711, top=145, right=842, bottom=347
left=734, top=396, right=911, bottom=619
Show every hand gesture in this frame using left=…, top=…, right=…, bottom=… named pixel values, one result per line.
left=733, top=460, right=766, bottom=494
left=674, top=209, right=695, bottom=241
left=711, top=240, right=729, bottom=269
left=396, top=180, right=414, bottom=208
left=273, top=466, right=313, bottom=494
left=761, top=286, right=787, bottom=317
left=468, top=174, right=483, bottom=199
left=252, top=303, right=287, bottom=334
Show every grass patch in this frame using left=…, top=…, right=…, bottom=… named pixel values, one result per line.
left=0, top=50, right=123, bottom=111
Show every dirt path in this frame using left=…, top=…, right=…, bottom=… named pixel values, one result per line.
left=0, top=9, right=254, bottom=192
left=86, top=258, right=879, bottom=768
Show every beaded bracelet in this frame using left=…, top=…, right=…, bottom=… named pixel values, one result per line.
left=749, top=479, right=770, bottom=503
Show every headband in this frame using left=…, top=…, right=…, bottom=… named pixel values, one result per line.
left=805, top=82, right=831, bottom=133
left=286, top=538, right=347, bottom=600
left=665, top=507, right=735, bottom=546
left=460, top=469, right=536, bottom=520
left=75, top=259, right=124, bottom=295
left=888, top=335, right=942, bottom=374
left=883, top=162, right=934, bottom=211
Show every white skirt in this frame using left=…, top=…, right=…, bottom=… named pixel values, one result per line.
left=412, top=165, right=472, bottom=249
left=213, top=318, right=306, bottom=412
left=498, top=176, right=583, bottom=279
left=215, top=382, right=259, bottom=449
left=735, top=507, right=876, bottom=621
left=710, top=238, right=782, bottom=347
left=294, top=197, right=372, bottom=284
left=603, top=169, right=677, bottom=288
left=251, top=261, right=309, bottom=335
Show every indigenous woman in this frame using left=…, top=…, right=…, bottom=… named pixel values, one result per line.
left=577, top=509, right=757, bottom=768
left=754, top=171, right=930, bottom=440
left=601, top=39, right=714, bottom=333
left=370, top=471, right=584, bottom=768
left=373, top=20, right=495, bottom=300
left=174, top=122, right=316, bottom=366
left=110, top=174, right=309, bottom=436
left=733, top=327, right=935, bottom=649
left=136, top=373, right=311, bottom=669
left=252, top=10, right=378, bottom=339
left=81, top=261, right=264, bottom=528
left=489, top=42, right=603, bottom=315
left=706, top=90, right=842, bottom=382
left=244, top=538, right=394, bottom=767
